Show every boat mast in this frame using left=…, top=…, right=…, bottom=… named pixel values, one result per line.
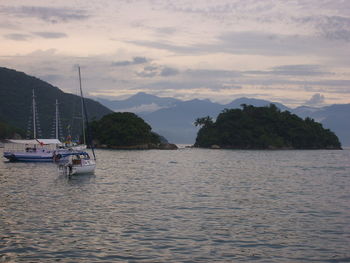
left=77, top=65, right=96, bottom=161
left=55, top=99, right=59, bottom=139
left=78, top=66, right=86, bottom=145
left=32, top=89, right=36, bottom=139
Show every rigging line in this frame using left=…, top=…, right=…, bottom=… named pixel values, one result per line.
left=78, top=66, right=96, bottom=161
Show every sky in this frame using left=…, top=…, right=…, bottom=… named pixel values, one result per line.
left=0, top=0, right=350, bottom=107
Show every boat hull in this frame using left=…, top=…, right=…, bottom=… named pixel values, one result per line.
left=71, top=163, right=96, bottom=175
left=58, top=156, right=96, bottom=176
left=3, top=148, right=86, bottom=163
left=3, top=151, right=53, bottom=162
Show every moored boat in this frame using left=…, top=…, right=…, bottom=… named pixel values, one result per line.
left=58, top=152, right=96, bottom=175
left=3, top=139, right=84, bottom=162
left=3, top=139, right=61, bottom=162
left=57, top=66, right=96, bottom=175
left=2, top=89, right=85, bottom=162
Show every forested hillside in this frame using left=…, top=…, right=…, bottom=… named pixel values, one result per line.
left=90, top=112, right=170, bottom=149
left=195, top=104, right=342, bottom=149
left=0, top=67, right=112, bottom=139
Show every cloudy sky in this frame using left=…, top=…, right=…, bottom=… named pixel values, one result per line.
left=1, top=0, right=350, bottom=107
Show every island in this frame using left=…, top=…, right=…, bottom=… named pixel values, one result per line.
left=194, top=104, right=342, bottom=150
left=90, top=112, right=177, bottom=150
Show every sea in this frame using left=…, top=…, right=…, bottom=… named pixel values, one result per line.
left=0, top=147, right=349, bottom=262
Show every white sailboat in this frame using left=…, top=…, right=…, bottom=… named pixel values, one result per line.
left=58, top=66, right=96, bottom=175
left=3, top=92, right=84, bottom=162
left=3, top=90, right=64, bottom=162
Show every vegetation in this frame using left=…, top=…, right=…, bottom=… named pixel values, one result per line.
left=90, top=112, right=161, bottom=147
left=0, top=67, right=112, bottom=139
left=195, top=104, right=342, bottom=149
left=0, top=121, right=24, bottom=139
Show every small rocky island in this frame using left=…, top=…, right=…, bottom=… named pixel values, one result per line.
left=194, top=104, right=342, bottom=150
left=90, top=112, right=177, bottom=150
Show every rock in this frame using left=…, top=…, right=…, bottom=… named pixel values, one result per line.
left=157, top=143, right=178, bottom=150
left=210, top=144, right=221, bottom=149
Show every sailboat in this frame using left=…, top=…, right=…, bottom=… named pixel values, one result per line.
left=58, top=66, right=96, bottom=175
left=3, top=90, right=63, bottom=162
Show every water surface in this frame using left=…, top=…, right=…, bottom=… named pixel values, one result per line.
left=1, top=148, right=350, bottom=262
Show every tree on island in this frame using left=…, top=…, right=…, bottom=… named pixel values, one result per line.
left=194, top=104, right=342, bottom=149
left=90, top=112, right=161, bottom=147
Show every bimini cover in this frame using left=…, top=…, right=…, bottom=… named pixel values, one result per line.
left=36, top=139, right=62, bottom=145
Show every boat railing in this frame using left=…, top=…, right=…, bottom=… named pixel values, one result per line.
left=4, top=143, right=57, bottom=152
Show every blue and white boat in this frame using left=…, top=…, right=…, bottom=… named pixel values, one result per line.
left=2, top=89, right=61, bottom=162
left=3, top=90, right=82, bottom=162
left=3, top=138, right=87, bottom=162
left=3, top=139, right=61, bottom=162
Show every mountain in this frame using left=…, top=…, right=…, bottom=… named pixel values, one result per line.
left=0, top=121, right=24, bottom=139
left=140, top=99, right=224, bottom=143
left=97, top=93, right=350, bottom=146
left=96, top=92, right=180, bottom=113
left=0, top=67, right=112, bottom=139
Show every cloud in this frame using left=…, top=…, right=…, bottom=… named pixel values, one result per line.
left=4, top=33, right=31, bottom=41
left=217, top=31, right=322, bottom=56
left=163, top=1, right=350, bottom=42
left=221, top=84, right=242, bottom=90
left=0, top=21, right=18, bottom=29
left=305, top=93, right=325, bottom=106
left=136, top=79, right=240, bottom=92
left=5, top=31, right=67, bottom=41
left=116, top=103, right=170, bottom=113
left=236, top=77, right=350, bottom=88
left=160, top=1, right=246, bottom=15
left=160, top=67, right=179, bottom=77
left=33, top=32, right=67, bottom=38
left=245, top=64, right=331, bottom=76
left=155, top=27, right=177, bottom=35
left=111, top=57, right=148, bottom=67
left=136, top=65, right=159, bottom=78
left=136, top=70, right=158, bottom=78
left=1, top=6, right=89, bottom=23
left=129, top=31, right=328, bottom=57
left=136, top=65, right=179, bottom=78
left=185, top=69, right=242, bottom=78
left=138, top=66, right=238, bottom=80
left=128, top=40, right=197, bottom=54
left=297, top=15, right=350, bottom=42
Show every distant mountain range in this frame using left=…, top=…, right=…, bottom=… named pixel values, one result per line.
left=96, top=93, right=350, bottom=146
left=1, top=66, right=348, bottom=146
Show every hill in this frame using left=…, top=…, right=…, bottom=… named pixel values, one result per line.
left=194, top=105, right=342, bottom=149
left=0, top=67, right=112, bottom=139
left=96, top=92, right=180, bottom=113
left=90, top=112, right=177, bottom=149
left=0, top=121, right=24, bottom=139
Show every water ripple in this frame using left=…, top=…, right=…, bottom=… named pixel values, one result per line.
left=1, top=148, right=350, bottom=262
